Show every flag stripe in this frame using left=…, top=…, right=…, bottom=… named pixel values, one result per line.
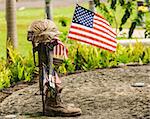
left=69, top=30, right=116, bottom=49
left=94, top=14, right=110, bottom=27
left=94, top=21, right=116, bottom=38
left=71, top=23, right=116, bottom=41
left=68, top=5, right=117, bottom=52
left=94, top=13, right=110, bottom=26
left=54, top=46, right=56, bottom=56
left=94, top=15, right=116, bottom=36
left=94, top=16, right=116, bottom=36
left=53, top=37, right=68, bottom=59
left=68, top=27, right=116, bottom=50
left=68, top=35, right=116, bottom=52
left=93, top=25, right=116, bottom=40
left=70, top=24, right=117, bottom=45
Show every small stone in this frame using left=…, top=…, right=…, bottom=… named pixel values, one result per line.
left=4, top=115, right=16, bottom=119
left=131, top=82, right=145, bottom=87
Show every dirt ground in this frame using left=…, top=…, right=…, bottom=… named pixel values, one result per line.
left=0, top=64, right=150, bottom=119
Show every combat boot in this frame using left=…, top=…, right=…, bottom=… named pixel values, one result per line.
left=45, top=89, right=82, bottom=117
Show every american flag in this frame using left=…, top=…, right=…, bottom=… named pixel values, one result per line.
left=68, top=4, right=117, bottom=52
left=43, top=66, right=61, bottom=95
left=53, top=37, right=68, bottom=59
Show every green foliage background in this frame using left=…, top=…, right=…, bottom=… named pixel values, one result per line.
left=57, top=42, right=150, bottom=74
left=1, top=3, right=150, bottom=58
left=94, top=0, right=150, bottom=38
left=0, top=3, right=150, bottom=89
left=0, top=47, right=35, bottom=89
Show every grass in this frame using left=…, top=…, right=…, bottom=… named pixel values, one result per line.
left=0, top=8, right=44, bottom=58
left=0, top=4, right=86, bottom=58
left=0, top=3, right=149, bottom=58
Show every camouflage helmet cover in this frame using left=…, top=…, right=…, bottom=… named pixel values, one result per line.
left=27, top=19, right=60, bottom=43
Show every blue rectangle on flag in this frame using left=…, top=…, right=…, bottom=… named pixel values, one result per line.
left=72, top=5, right=94, bottom=28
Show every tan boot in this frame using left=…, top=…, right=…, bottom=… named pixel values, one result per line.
left=45, top=91, right=82, bottom=117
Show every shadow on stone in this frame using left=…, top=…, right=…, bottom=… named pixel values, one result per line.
left=23, top=112, right=43, bottom=118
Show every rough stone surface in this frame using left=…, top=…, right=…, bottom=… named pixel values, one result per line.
left=1, top=65, right=150, bottom=119
left=0, top=84, right=42, bottom=115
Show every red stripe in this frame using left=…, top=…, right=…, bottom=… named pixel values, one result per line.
left=55, top=45, right=58, bottom=56
left=53, top=39, right=68, bottom=58
left=53, top=46, right=56, bottom=55
left=94, top=18, right=110, bottom=27
left=94, top=14, right=110, bottom=27
left=69, top=28, right=116, bottom=48
left=94, top=14, right=116, bottom=36
left=93, top=25, right=115, bottom=40
left=95, top=13, right=113, bottom=29
left=58, top=45, right=61, bottom=55
left=95, top=13, right=106, bottom=21
left=68, top=30, right=116, bottom=49
left=68, top=36, right=115, bottom=52
left=94, top=21, right=116, bottom=37
left=70, top=25, right=116, bottom=43
left=66, top=48, right=68, bottom=56
left=53, top=37, right=68, bottom=57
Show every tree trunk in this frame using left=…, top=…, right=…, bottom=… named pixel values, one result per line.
left=89, top=0, right=95, bottom=12
left=45, top=0, right=53, bottom=20
left=6, top=0, right=18, bottom=49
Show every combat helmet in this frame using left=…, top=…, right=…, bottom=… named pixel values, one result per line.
left=27, top=19, right=60, bottom=43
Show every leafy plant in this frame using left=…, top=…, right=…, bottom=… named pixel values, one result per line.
left=95, top=2, right=114, bottom=25
left=64, top=59, right=75, bottom=73
left=141, top=47, right=150, bottom=63
left=7, top=47, right=35, bottom=83
left=0, top=59, right=11, bottom=89
left=58, top=16, right=69, bottom=27
left=0, top=47, right=36, bottom=89
left=129, top=42, right=144, bottom=62
left=58, top=42, right=150, bottom=74
left=145, top=21, right=150, bottom=38
left=83, top=46, right=101, bottom=70
left=94, top=0, right=149, bottom=38
left=116, top=44, right=131, bottom=64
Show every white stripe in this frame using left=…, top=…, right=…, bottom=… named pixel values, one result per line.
left=71, top=23, right=116, bottom=41
left=57, top=40, right=64, bottom=45
left=61, top=45, right=63, bottom=56
left=70, top=25, right=117, bottom=46
left=54, top=36, right=60, bottom=40
left=70, top=23, right=117, bottom=46
left=93, top=21, right=116, bottom=37
left=94, top=23, right=116, bottom=39
left=68, top=34, right=116, bottom=51
left=69, top=28, right=117, bottom=47
left=53, top=37, right=68, bottom=58
left=94, top=16, right=116, bottom=35
left=93, top=25, right=116, bottom=41
left=94, top=22, right=116, bottom=37
left=94, top=15, right=110, bottom=26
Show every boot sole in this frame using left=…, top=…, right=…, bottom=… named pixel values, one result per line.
left=45, top=110, right=82, bottom=117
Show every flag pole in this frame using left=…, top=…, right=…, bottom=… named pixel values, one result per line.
left=76, top=0, right=78, bottom=4
left=89, top=0, right=95, bottom=12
